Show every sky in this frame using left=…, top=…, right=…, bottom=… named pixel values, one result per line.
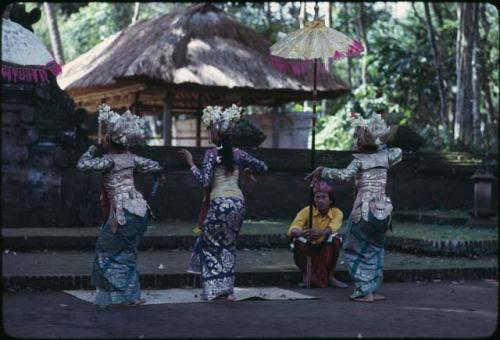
left=270, top=2, right=412, bottom=21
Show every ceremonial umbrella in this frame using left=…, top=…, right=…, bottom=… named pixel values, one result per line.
left=1, top=18, right=62, bottom=83
left=270, top=4, right=363, bottom=288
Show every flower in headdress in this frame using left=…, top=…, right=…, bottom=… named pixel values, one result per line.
left=202, top=104, right=243, bottom=136
left=97, top=104, right=147, bottom=147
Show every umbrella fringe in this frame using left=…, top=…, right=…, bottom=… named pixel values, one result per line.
left=270, top=56, right=335, bottom=76
left=1, top=61, right=62, bottom=83
left=271, top=39, right=364, bottom=75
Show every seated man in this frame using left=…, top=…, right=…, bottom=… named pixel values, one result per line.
left=287, top=181, right=347, bottom=288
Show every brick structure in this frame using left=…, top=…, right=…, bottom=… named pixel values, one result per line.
left=1, top=77, right=86, bottom=228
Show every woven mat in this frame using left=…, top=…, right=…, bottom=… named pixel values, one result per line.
left=64, top=287, right=318, bottom=304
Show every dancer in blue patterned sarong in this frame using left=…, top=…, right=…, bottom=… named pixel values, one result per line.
left=179, top=104, right=267, bottom=301
left=307, top=113, right=402, bottom=302
left=77, top=104, right=162, bottom=307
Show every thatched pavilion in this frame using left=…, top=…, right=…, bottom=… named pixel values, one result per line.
left=58, top=3, right=349, bottom=145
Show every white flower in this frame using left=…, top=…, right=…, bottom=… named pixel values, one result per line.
left=222, top=104, right=242, bottom=122
left=202, top=106, right=223, bottom=126
left=98, top=104, right=120, bottom=124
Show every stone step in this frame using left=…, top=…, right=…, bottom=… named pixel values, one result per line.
left=2, top=249, right=497, bottom=291
left=2, top=227, right=497, bottom=257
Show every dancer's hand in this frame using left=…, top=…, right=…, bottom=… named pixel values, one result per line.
left=243, top=168, right=257, bottom=184
left=158, top=174, right=167, bottom=187
left=178, top=149, right=194, bottom=167
left=304, top=167, right=323, bottom=185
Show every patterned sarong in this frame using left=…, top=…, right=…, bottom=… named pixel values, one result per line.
left=342, top=216, right=388, bottom=298
left=187, top=197, right=245, bottom=300
left=92, top=211, right=148, bottom=306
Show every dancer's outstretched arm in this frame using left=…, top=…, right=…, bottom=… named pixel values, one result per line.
left=321, top=159, right=362, bottom=182
left=134, top=156, right=163, bottom=173
left=77, top=145, right=114, bottom=171
left=388, top=147, right=403, bottom=167
left=189, top=149, right=217, bottom=188
left=237, top=149, right=268, bottom=173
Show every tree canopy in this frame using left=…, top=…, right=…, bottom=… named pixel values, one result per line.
left=24, top=2, right=499, bottom=156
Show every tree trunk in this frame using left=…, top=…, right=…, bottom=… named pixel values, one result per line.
left=454, top=3, right=475, bottom=147
left=299, top=2, right=306, bottom=28
left=131, top=2, right=141, bottom=24
left=430, top=3, right=454, bottom=129
left=265, top=2, right=272, bottom=29
left=43, top=2, right=65, bottom=65
left=423, top=3, right=449, bottom=143
left=356, top=3, right=370, bottom=85
left=471, top=3, right=481, bottom=148
left=479, top=4, right=498, bottom=151
left=344, top=2, right=353, bottom=87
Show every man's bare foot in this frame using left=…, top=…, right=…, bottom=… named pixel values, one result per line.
left=373, top=293, right=385, bottom=301
left=329, top=276, right=348, bottom=289
left=350, top=293, right=374, bottom=302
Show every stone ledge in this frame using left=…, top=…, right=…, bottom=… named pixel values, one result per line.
left=3, top=267, right=497, bottom=292
left=385, top=237, right=498, bottom=257
left=3, top=234, right=497, bottom=257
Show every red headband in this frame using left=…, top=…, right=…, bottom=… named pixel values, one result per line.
left=313, top=181, right=333, bottom=194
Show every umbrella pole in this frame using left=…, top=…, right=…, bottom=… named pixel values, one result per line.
left=306, top=59, right=318, bottom=289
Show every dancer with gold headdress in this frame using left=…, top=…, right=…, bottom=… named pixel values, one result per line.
left=306, top=113, right=401, bottom=302
left=77, top=104, right=163, bottom=307
left=178, top=104, right=268, bottom=301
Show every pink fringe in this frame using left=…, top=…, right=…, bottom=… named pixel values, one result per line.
left=1, top=61, right=62, bottom=83
left=270, top=39, right=364, bottom=76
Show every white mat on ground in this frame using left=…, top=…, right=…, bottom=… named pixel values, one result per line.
left=64, top=287, right=317, bottom=304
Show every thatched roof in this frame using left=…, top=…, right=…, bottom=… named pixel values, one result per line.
left=58, top=3, right=349, bottom=107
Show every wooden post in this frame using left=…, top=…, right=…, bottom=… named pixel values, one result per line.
left=196, top=114, right=201, bottom=147
left=272, top=104, right=280, bottom=148
left=97, top=120, right=102, bottom=144
left=196, top=93, right=202, bottom=147
left=162, top=93, right=172, bottom=146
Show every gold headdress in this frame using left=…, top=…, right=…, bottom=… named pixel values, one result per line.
left=98, top=104, right=146, bottom=146
left=352, top=113, right=396, bottom=148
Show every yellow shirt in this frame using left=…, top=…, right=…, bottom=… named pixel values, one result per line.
left=287, top=206, right=343, bottom=244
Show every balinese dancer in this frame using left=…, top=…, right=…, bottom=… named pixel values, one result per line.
left=306, top=113, right=401, bottom=302
left=178, top=104, right=268, bottom=301
left=77, top=104, right=163, bottom=307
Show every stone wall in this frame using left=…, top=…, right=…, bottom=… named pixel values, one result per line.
left=1, top=79, right=83, bottom=228
left=50, top=146, right=499, bottom=227
left=2, top=81, right=497, bottom=228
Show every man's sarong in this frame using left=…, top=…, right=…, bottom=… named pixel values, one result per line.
left=293, top=236, right=342, bottom=288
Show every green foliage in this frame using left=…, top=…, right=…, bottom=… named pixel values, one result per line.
left=315, top=84, right=404, bottom=150
left=23, top=2, right=497, bottom=154
left=59, top=3, right=134, bottom=61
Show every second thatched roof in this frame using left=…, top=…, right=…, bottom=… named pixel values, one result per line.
left=58, top=3, right=349, bottom=102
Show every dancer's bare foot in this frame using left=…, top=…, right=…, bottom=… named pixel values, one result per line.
left=350, top=293, right=374, bottom=302
left=373, top=293, right=385, bottom=301
left=213, top=294, right=235, bottom=302
left=131, top=298, right=146, bottom=306
left=329, top=276, right=348, bottom=289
